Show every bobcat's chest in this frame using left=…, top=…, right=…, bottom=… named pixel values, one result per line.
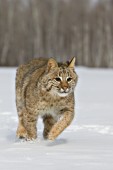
left=37, top=101, right=61, bottom=119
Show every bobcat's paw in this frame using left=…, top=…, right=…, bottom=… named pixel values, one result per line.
left=48, top=131, right=58, bottom=141
left=48, top=134, right=55, bottom=140
left=16, top=126, right=28, bottom=139
left=26, top=133, right=37, bottom=141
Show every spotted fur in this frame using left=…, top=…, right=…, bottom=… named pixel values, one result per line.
left=16, top=57, right=78, bottom=140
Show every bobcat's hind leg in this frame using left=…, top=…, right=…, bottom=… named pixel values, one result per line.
left=23, top=110, right=38, bottom=140
left=43, top=115, right=57, bottom=139
left=16, top=110, right=28, bottom=139
left=16, top=122, right=28, bottom=139
left=16, top=109, right=37, bottom=140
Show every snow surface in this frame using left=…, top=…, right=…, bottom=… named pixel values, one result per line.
left=0, top=67, right=113, bottom=170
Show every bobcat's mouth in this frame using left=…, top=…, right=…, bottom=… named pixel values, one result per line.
left=51, top=87, right=71, bottom=97
left=58, top=92, right=69, bottom=97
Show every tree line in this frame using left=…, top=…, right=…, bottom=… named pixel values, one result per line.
left=0, top=0, right=113, bottom=67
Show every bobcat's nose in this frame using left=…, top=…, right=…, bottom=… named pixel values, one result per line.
left=60, top=88, right=69, bottom=93
left=60, top=87, right=69, bottom=93
left=61, top=82, right=69, bottom=93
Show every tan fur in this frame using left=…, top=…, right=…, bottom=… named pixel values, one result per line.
left=16, top=57, right=78, bottom=140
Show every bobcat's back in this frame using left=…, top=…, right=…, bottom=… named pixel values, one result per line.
left=16, top=58, right=48, bottom=88
left=16, top=58, right=48, bottom=112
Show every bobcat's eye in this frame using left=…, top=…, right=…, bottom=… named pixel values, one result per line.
left=67, top=77, right=72, bottom=82
left=55, top=77, right=61, bottom=82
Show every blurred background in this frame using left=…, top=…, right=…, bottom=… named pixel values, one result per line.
left=0, top=0, right=113, bottom=67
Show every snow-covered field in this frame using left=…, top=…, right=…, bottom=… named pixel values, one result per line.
left=0, top=67, right=113, bottom=170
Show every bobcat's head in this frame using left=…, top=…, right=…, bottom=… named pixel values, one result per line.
left=42, top=57, right=78, bottom=97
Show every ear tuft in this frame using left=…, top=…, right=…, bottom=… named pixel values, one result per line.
left=47, top=58, right=58, bottom=72
left=68, top=57, right=76, bottom=68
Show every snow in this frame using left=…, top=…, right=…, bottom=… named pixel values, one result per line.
left=0, top=67, right=113, bottom=170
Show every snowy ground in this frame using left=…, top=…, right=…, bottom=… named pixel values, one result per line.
left=0, top=67, right=113, bottom=170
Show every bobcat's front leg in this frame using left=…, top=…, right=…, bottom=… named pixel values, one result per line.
left=48, top=110, right=74, bottom=140
left=43, top=115, right=57, bottom=139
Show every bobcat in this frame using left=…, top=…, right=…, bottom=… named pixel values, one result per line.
left=16, top=57, right=78, bottom=140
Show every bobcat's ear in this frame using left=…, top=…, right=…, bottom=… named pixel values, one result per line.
left=68, top=57, right=76, bottom=68
left=47, top=58, right=58, bottom=72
